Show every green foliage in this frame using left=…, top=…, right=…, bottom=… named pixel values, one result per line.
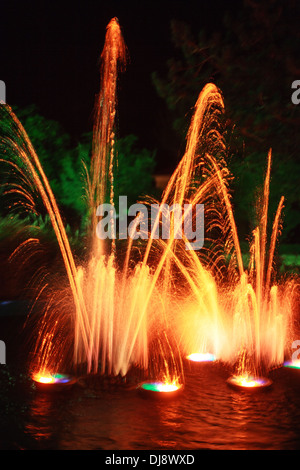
left=1, top=106, right=157, bottom=232
left=114, top=134, right=157, bottom=212
left=11, top=105, right=89, bottom=226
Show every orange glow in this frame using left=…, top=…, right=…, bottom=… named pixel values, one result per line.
left=232, top=375, right=260, bottom=388
left=89, top=17, right=126, bottom=248
left=1, top=16, right=298, bottom=387
left=227, top=374, right=272, bottom=390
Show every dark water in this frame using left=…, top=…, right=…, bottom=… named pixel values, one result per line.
left=1, top=303, right=300, bottom=450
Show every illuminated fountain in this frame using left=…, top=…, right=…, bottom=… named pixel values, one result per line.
left=154, top=85, right=298, bottom=387
left=32, top=371, right=76, bottom=392
left=173, top=131, right=297, bottom=388
left=226, top=374, right=272, bottom=392
left=155, top=81, right=297, bottom=386
left=0, top=18, right=183, bottom=391
left=137, top=377, right=183, bottom=400
left=0, top=17, right=299, bottom=395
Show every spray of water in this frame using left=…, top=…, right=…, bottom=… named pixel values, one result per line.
left=0, top=18, right=298, bottom=384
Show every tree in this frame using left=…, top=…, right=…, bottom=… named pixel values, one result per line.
left=114, top=134, right=157, bottom=211
left=0, top=105, right=157, bottom=231
left=152, top=0, right=300, bottom=243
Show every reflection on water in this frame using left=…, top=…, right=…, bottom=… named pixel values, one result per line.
left=2, top=363, right=300, bottom=449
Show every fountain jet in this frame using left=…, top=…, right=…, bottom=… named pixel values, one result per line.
left=0, top=18, right=298, bottom=388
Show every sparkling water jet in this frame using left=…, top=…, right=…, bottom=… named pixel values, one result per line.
left=0, top=18, right=298, bottom=393
left=0, top=18, right=184, bottom=386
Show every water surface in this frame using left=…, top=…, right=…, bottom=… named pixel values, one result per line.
left=1, top=306, right=300, bottom=450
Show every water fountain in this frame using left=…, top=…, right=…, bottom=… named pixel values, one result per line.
left=0, top=17, right=298, bottom=397
left=0, top=18, right=183, bottom=393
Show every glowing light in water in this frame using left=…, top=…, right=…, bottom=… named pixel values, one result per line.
left=284, top=360, right=300, bottom=369
left=138, top=375, right=183, bottom=398
left=141, top=382, right=181, bottom=392
left=33, top=372, right=55, bottom=384
left=32, top=372, right=73, bottom=385
left=227, top=374, right=272, bottom=390
left=187, top=353, right=216, bottom=362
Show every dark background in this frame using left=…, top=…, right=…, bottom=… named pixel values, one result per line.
left=0, top=0, right=241, bottom=171
left=0, top=0, right=299, bottom=248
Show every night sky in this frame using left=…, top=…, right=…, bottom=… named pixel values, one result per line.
left=1, top=0, right=241, bottom=172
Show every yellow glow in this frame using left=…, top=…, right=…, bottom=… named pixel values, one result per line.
left=159, top=374, right=183, bottom=392
left=158, top=382, right=180, bottom=392
left=238, top=378, right=258, bottom=387
left=232, top=375, right=260, bottom=388
left=33, top=372, right=55, bottom=384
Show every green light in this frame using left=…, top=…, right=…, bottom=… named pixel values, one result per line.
left=140, top=381, right=181, bottom=392
left=141, top=382, right=161, bottom=392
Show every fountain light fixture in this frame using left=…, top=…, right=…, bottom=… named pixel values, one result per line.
left=32, top=371, right=76, bottom=392
left=226, top=374, right=272, bottom=392
left=283, top=360, right=300, bottom=369
left=137, top=380, right=183, bottom=399
left=186, top=352, right=216, bottom=362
